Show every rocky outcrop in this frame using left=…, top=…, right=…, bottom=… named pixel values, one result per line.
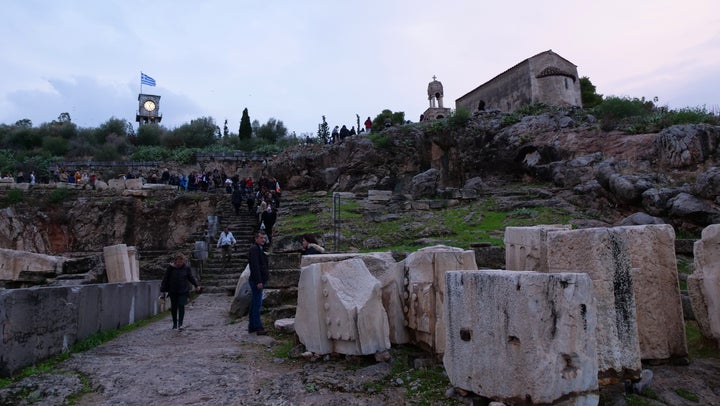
left=270, top=114, right=720, bottom=233
left=0, top=191, right=216, bottom=254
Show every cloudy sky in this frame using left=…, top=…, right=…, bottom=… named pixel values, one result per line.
left=1, top=0, right=718, bottom=135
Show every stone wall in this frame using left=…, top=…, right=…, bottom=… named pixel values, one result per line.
left=0, top=281, right=161, bottom=377
left=456, top=50, right=581, bottom=113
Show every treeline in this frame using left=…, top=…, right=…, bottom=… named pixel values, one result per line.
left=0, top=111, right=301, bottom=178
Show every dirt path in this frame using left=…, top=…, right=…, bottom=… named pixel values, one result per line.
left=1, top=294, right=718, bottom=405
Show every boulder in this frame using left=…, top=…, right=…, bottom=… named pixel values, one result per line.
left=688, top=224, right=720, bottom=347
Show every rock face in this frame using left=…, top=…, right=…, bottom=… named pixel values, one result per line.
left=443, top=270, right=598, bottom=405
left=270, top=117, right=720, bottom=234
left=0, top=191, right=215, bottom=254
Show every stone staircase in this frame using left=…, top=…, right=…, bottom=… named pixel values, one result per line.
left=196, top=196, right=258, bottom=295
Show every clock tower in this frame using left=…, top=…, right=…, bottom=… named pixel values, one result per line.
left=136, top=93, right=162, bottom=125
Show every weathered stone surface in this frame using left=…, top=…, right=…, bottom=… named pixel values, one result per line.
left=504, top=225, right=571, bottom=273
left=612, top=225, right=687, bottom=361
left=125, top=178, right=143, bottom=190
left=108, top=179, right=126, bottom=190
left=103, top=244, right=135, bottom=283
left=367, top=189, right=392, bottom=202
left=295, top=258, right=390, bottom=355
left=653, top=124, right=720, bottom=168
left=274, top=318, right=295, bottom=334
left=443, top=270, right=598, bottom=404
left=230, top=266, right=251, bottom=317
left=688, top=224, right=720, bottom=347
left=0, top=281, right=161, bottom=377
left=404, top=245, right=478, bottom=354
left=545, top=228, right=642, bottom=384
left=300, top=252, right=409, bottom=344
left=0, top=248, right=65, bottom=281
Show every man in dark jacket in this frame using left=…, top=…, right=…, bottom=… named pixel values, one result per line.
left=248, top=231, right=269, bottom=335
left=231, top=187, right=243, bottom=215
left=160, top=252, right=201, bottom=330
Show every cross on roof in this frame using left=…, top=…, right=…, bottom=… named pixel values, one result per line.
left=432, top=75, right=437, bottom=81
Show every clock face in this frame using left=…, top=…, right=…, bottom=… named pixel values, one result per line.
left=143, top=100, right=156, bottom=112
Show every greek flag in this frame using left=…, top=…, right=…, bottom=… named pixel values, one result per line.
left=141, top=72, right=156, bottom=86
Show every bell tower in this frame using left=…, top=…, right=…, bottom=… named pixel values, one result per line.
left=421, top=76, right=451, bottom=122
left=136, top=94, right=162, bottom=126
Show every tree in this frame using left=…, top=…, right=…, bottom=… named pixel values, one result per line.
left=135, top=123, right=164, bottom=146
left=257, top=118, right=287, bottom=144
left=239, top=108, right=252, bottom=141
left=372, top=109, right=405, bottom=130
left=223, top=119, right=229, bottom=138
left=317, top=115, right=330, bottom=144
left=171, top=117, right=217, bottom=148
left=580, top=76, right=603, bottom=108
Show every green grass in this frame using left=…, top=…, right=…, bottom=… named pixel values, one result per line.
left=1, top=189, right=25, bottom=206
left=686, top=321, right=720, bottom=359
left=675, top=388, right=699, bottom=402
left=278, top=194, right=578, bottom=253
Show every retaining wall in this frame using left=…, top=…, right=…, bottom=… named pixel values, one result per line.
left=0, top=281, right=161, bottom=377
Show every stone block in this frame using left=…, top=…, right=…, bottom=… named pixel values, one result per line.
left=504, top=224, right=571, bottom=273
left=301, top=252, right=409, bottom=344
left=103, top=244, right=133, bottom=283
left=689, top=224, right=720, bottom=347
left=125, top=178, right=143, bottom=190
left=546, top=228, right=642, bottom=384
left=0, top=248, right=65, bottom=281
left=295, top=258, right=390, bottom=355
left=612, top=225, right=687, bottom=361
left=108, top=178, right=125, bottom=190
left=404, top=245, right=478, bottom=354
left=274, top=318, right=295, bottom=334
left=443, top=270, right=598, bottom=404
left=367, top=189, right=392, bottom=202
left=0, top=281, right=160, bottom=377
left=122, top=189, right=149, bottom=198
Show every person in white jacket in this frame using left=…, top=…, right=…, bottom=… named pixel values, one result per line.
left=217, top=226, right=236, bottom=263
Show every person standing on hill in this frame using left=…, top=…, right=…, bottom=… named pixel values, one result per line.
left=364, top=116, right=372, bottom=134
left=160, top=252, right=201, bottom=330
left=248, top=231, right=269, bottom=335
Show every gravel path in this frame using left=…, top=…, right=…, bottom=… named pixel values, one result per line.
left=0, top=294, right=405, bottom=406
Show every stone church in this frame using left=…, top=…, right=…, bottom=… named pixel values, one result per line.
left=455, top=50, right=582, bottom=113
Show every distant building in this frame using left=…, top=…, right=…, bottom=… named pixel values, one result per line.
left=456, top=50, right=582, bottom=113
left=421, top=76, right=451, bottom=122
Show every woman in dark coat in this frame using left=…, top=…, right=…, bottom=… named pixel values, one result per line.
left=160, top=252, right=201, bottom=330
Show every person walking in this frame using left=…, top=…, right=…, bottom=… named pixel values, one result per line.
left=260, top=204, right=277, bottom=245
left=248, top=231, right=269, bottom=335
left=364, top=116, right=372, bottom=134
left=160, top=252, right=201, bottom=330
left=217, top=226, right=236, bottom=263
left=231, top=187, right=243, bottom=215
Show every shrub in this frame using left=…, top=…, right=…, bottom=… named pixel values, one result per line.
left=368, top=133, right=392, bottom=149
left=448, top=108, right=471, bottom=128
left=47, top=188, right=72, bottom=204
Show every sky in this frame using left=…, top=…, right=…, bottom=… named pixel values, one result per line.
left=1, top=0, right=719, bottom=136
